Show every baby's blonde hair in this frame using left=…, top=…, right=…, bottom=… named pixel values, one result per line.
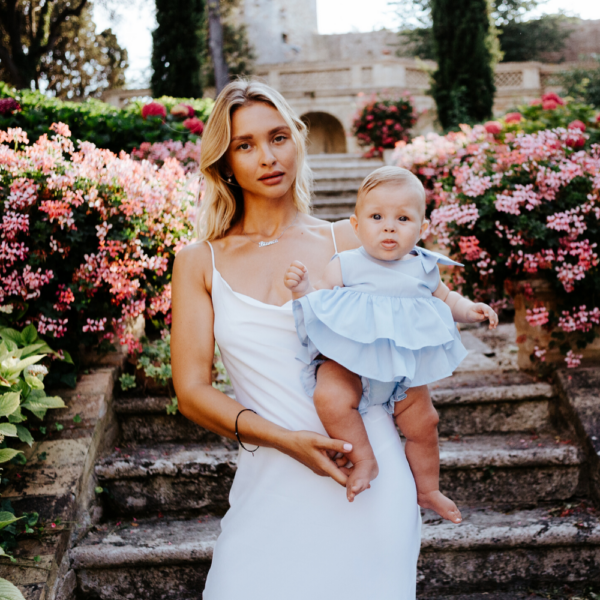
left=356, top=166, right=426, bottom=219
left=196, top=80, right=313, bottom=241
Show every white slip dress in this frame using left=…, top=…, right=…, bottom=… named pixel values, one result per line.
left=202, top=225, right=421, bottom=600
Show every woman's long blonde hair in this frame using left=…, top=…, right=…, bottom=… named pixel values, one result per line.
left=196, top=80, right=313, bottom=241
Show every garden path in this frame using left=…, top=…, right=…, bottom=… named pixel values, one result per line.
left=68, top=324, right=600, bottom=599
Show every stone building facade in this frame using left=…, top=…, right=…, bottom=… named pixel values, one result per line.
left=103, top=1, right=600, bottom=154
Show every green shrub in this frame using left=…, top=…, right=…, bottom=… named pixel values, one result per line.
left=0, top=82, right=213, bottom=154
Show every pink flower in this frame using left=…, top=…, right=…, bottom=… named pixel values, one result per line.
left=0, top=98, right=21, bottom=116
left=542, top=92, right=565, bottom=106
left=565, top=132, right=585, bottom=149
left=504, top=112, right=522, bottom=124
left=484, top=121, right=502, bottom=135
left=50, top=122, right=71, bottom=137
left=565, top=350, right=582, bottom=368
left=458, top=236, right=483, bottom=261
left=183, top=117, right=204, bottom=135
left=526, top=306, right=549, bottom=327
left=141, top=102, right=167, bottom=120
left=568, top=120, right=586, bottom=132
left=170, top=103, right=195, bottom=118
left=542, top=100, right=558, bottom=111
left=530, top=99, right=542, bottom=106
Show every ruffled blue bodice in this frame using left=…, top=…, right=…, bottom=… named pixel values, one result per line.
left=292, top=246, right=468, bottom=388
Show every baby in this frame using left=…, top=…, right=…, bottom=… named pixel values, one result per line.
left=284, top=166, right=498, bottom=523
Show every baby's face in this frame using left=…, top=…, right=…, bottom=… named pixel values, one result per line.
left=350, top=183, right=428, bottom=261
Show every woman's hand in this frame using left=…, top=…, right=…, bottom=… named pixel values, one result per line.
left=279, top=430, right=353, bottom=487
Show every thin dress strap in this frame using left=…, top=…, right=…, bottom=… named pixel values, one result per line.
left=206, top=241, right=216, bottom=270
left=330, top=222, right=339, bottom=255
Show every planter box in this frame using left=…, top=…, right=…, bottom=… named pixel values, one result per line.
left=512, top=279, right=600, bottom=370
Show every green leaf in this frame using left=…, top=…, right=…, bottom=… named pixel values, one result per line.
left=0, top=449, right=23, bottom=464
left=20, top=325, right=37, bottom=345
left=0, top=393, right=20, bottom=418
left=24, top=396, right=65, bottom=409
left=5, top=355, right=44, bottom=376
left=72, top=414, right=82, bottom=423
left=24, top=375, right=44, bottom=390
left=0, top=424, right=18, bottom=437
left=0, top=513, right=21, bottom=531
left=15, top=425, right=33, bottom=446
left=19, top=343, right=48, bottom=358
left=0, top=577, right=27, bottom=600
left=0, top=329, right=22, bottom=347
left=60, top=350, right=74, bottom=365
left=8, top=408, right=26, bottom=424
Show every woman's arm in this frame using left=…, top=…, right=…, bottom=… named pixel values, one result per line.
left=433, top=280, right=499, bottom=328
left=171, top=243, right=352, bottom=484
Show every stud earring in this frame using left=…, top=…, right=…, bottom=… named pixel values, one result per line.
left=227, top=176, right=232, bottom=183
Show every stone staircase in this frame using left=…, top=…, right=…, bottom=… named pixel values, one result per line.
left=69, top=324, right=600, bottom=599
left=308, top=153, right=384, bottom=221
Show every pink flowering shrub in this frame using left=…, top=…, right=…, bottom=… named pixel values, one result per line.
left=0, top=123, right=198, bottom=361
left=131, top=139, right=202, bottom=173
left=393, top=123, right=600, bottom=364
left=491, top=94, right=600, bottom=147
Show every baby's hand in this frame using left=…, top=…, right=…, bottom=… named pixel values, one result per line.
left=468, top=303, right=499, bottom=329
left=284, top=260, right=311, bottom=296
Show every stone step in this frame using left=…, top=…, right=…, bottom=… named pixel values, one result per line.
left=96, top=430, right=584, bottom=515
left=438, top=433, right=583, bottom=504
left=311, top=166, right=378, bottom=179
left=116, top=375, right=556, bottom=445
left=95, top=443, right=237, bottom=516
left=310, top=211, right=352, bottom=222
left=114, top=396, right=227, bottom=444
left=432, top=377, right=556, bottom=436
left=311, top=195, right=357, bottom=207
left=313, top=178, right=363, bottom=193
left=71, top=504, right=600, bottom=599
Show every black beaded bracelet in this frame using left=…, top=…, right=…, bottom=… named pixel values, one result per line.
left=235, top=408, right=260, bottom=455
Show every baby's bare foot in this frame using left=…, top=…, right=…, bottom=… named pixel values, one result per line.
left=418, top=490, right=462, bottom=523
left=347, top=458, right=379, bottom=502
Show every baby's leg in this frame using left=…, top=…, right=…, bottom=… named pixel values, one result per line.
left=394, top=386, right=462, bottom=524
left=314, top=360, right=379, bottom=502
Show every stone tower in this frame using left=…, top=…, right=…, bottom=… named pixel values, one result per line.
left=240, top=0, right=318, bottom=64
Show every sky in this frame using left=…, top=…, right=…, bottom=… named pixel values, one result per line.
left=93, top=0, right=600, bottom=88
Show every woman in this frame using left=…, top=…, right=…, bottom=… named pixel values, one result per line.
left=171, top=80, right=421, bottom=600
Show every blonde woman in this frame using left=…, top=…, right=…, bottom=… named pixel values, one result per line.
left=171, top=81, right=421, bottom=600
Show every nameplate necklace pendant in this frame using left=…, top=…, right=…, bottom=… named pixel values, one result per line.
left=244, top=210, right=299, bottom=248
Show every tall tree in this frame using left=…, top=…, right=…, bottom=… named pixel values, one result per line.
left=201, top=0, right=254, bottom=91
left=0, top=0, right=89, bottom=89
left=40, top=6, right=127, bottom=99
left=394, top=0, right=572, bottom=63
left=430, top=0, right=496, bottom=129
left=151, top=0, right=205, bottom=98
left=207, top=0, right=229, bottom=94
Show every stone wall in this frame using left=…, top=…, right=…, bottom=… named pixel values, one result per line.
left=238, top=0, right=318, bottom=65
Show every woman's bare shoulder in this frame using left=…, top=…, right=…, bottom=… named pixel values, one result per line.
left=331, top=219, right=360, bottom=252
left=303, top=215, right=359, bottom=250
left=173, top=241, right=213, bottom=291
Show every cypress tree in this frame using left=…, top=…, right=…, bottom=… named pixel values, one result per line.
left=430, top=0, right=496, bottom=129
left=151, top=0, right=205, bottom=98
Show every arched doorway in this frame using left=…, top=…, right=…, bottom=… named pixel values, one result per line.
left=301, top=112, right=347, bottom=154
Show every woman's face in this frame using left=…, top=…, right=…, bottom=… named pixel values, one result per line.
left=225, top=102, right=298, bottom=202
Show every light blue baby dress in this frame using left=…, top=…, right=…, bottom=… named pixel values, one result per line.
left=292, top=245, right=469, bottom=415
